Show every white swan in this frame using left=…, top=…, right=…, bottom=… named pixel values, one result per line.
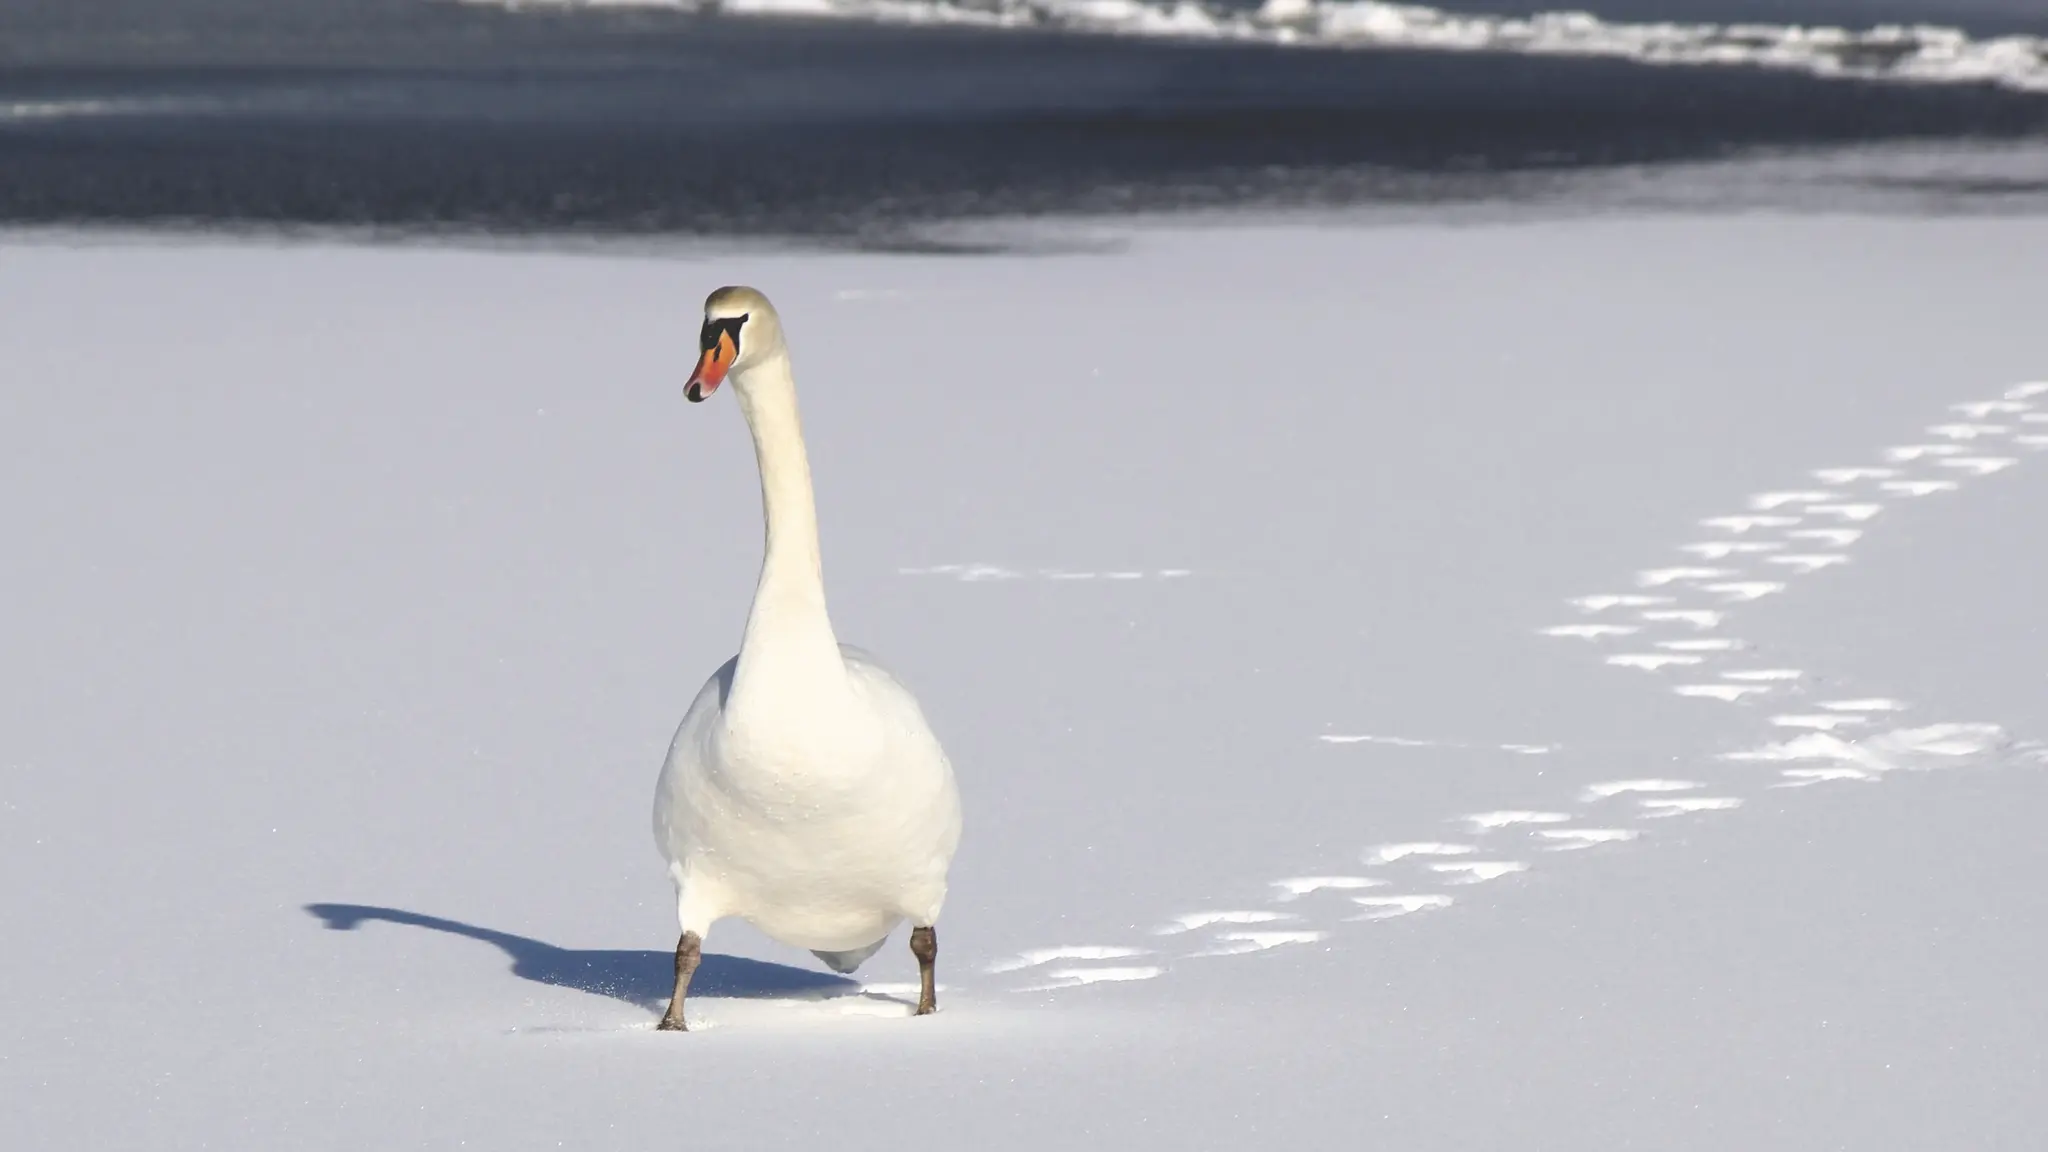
left=651, top=286, right=962, bottom=1031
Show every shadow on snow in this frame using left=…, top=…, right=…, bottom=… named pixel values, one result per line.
left=304, top=903, right=860, bottom=1010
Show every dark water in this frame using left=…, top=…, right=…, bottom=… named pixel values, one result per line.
left=4, top=0, right=2048, bottom=240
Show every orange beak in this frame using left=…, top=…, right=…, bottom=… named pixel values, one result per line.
left=686, top=329, right=736, bottom=403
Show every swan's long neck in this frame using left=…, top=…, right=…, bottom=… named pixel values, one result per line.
left=727, top=350, right=847, bottom=724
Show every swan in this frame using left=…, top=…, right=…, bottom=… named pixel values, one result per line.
left=651, top=286, right=963, bottom=1031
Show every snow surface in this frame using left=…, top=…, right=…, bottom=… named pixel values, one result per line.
left=444, top=0, right=2048, bottom=93
left=3, top=215, right=2046, bottom=1147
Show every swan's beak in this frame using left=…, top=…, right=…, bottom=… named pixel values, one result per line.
left=685, top=329, right=736, bottom=403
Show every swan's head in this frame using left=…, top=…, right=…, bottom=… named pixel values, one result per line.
left=685, top=285, right=783, bottom=403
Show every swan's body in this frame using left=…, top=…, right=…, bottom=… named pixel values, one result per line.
left=655, top=645, right=960, bottom=958
left=651, top=286, right=961, bottom=1028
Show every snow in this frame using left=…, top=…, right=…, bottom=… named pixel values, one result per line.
left=3, top=213, right=2046, bottom=1147
left=443, top=0, right=2048, bottom=94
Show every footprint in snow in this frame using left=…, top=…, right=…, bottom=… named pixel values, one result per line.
left=998, top=383, right=2041, bottom=998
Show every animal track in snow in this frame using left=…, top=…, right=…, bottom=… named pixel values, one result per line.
left=1320, top=733, right=1437, bottom=748
left=1749, top=490, right=1835, bottom=510
left=998, top=382, right=2040, bottom=998
left=1882, top=479, right=1961, bottom=497
left=1430, top=861, right=1529, bottom=884
left=1953, top=400, right=2031, bottom=418
left=1642, top=609, right=1723, bottom=629
left=1820, top=698, right=1906, bottom=713
left=1540, top=619, right=1638, bottom=635
left=1583, top=779, right=1702, bottom=801
left=1812, top=467, right=1895, bottom=484
left=1883, top=444, right=1965, bottom=462
left=1658, top=638, right=1743, bottom=652
left=986, top=946, right=1151, bottom=974
left=1726, top=724, right=2012, bottom=787
left=1273, top=876, right=1384, bottom=900
left=1462, top=811, right=1572, bottom=831
left=1765, top=723, right=2012, bottom=771
left=1640, top=797, right=1743, bottom=817
left=1572, top=594, right=1673, bottom=612
left=1706, top=581, right=1786, bottom=601
left=1537, top=828, right=1640, bottom=850
left=1367, top=842, right=1476, bottom=864
left=1938, top=456, right=2017, bottom=476
left=1808, top=502, right=1884, bottom=521
left=1156, top=911, right=1292, bottom=935
left=1926, top=423, right=2008, bottom=440
left=1680, top=541, right=1783, bottom=559
left=1771, top=713, right=1867, bottom=731
left=1542, top=623, right=1639, bottom=639
left=1193, top=931, right=1328, bottom=957
left=1016, top=966, right=1165, bottom=992
left=898, top=564, right=1192, bottom=581
left=1766, top=553, right=1849, bottom=573
left=1350, top=894, right=1455, bottom=920
left=1776, top=766, right=1877, bottom=787
left=1701, top=514, right=1800, bottom=533
left=1608, top=653, right=1704, bottom=671
left=1320, top=733, right=1556, bottom=755
left=897, top=563, right=1027, bottom=581
left=1638, top=566, right=1736, bottom=586
left=1672, top=683, right=1774, bottom=702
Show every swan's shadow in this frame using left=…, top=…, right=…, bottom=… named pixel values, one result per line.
left=305, top=903, right=861, bottom=1010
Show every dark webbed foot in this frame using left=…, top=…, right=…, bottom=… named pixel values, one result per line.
left=910, top=925, right=938, bottom=1016
left=657, top=930, right=702, bottom=1032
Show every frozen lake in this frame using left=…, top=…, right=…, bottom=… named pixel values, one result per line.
left=2, top=215, right=2044, bottom=1147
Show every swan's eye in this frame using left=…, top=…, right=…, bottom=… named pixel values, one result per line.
left=700, top=314, right=748, bottom=362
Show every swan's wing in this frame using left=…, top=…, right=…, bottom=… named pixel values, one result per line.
left=839, top=644, right=963, bottom=877
left=652, top=655, right=738, bottom=863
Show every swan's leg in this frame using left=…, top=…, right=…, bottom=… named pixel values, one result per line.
left=657, top=930, right=702, bottom=1031
left=910, top=925, right=938, bottom=1016
left=660, top=868, right=719, bottom=1031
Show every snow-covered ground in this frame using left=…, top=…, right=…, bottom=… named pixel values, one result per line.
left=3, top=216, right=2044, bottom=1148
left=451, top=0, right=2048, bottom=94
